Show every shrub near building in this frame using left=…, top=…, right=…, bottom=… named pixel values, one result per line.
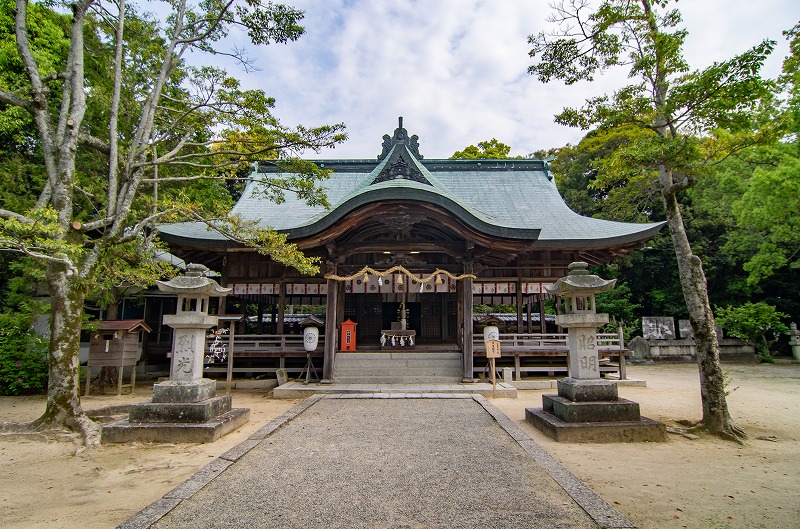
left=0, top=313, right=48, bottom=395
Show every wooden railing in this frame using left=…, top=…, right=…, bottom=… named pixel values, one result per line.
left=472, top=331, right=624, bottom=352
left=202, top=334, right=326, bottom=380
left=200, top=331, right=629, bottom=381
left=211, top=334, right=326, bottom=356
left=472, top=331, right=629, bottom=380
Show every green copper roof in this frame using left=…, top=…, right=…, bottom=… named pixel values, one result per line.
left=159, top=121, right=664, bottom=249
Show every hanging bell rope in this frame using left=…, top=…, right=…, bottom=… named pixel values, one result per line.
left=324, top=265, right=476, bottom=284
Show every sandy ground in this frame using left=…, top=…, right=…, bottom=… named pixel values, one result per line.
left=1, top=362, right=798, bottom=529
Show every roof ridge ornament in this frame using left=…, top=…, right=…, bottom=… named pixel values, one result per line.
left=371, top=117, right=431, bottom=185
left=372, top=152, right=431, bottom=185
left=377, top=116, right=423, bottom=161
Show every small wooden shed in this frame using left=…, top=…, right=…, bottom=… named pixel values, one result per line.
left=86, top=319, right=152, bottom=395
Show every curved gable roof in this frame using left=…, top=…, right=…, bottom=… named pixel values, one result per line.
left=158, top=120, right=663, bottom=250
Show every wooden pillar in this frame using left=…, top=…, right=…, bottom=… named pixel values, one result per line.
left=456, top=283, right=464, bottom=349
left=322, top=276, right=338, bottom=384
left=440, top=293, right=449, bottom=341
left=276, top=282, right=286, bottom=335
left=526, top=299, right=533, bottom=333
left=336, top=281, right=345, bottom=328
left=554, top=295, right=562, bottom=333
left=256, top=301, right=264, bottom=334
left=461, top=268, right=474, bottom=383
left=516, top=279, right=523, bottom=334
left=539, top=294, right=546, bottom=333
left=218, top=295, right=227, bottom=315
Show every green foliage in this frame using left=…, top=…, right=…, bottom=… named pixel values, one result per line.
left=726, top=149, right=800, bottom=285
left=529, top=0, right=779, bottom=187
left=452, top=139, right=515, bottom=159
left=553, top=125, right=663, bottom=221
left=715, top=302, right=789, bottom=358
left=595, top=281, right=641, bottom=336
left=0, top=312, right=48, bottom=395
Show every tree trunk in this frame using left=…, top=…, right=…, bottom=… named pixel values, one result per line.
left=32, top=264, right=100, bottom=446
left=661, top=181, right=746, bottom=442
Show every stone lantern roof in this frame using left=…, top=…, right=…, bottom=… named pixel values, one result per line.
left=545, top=262, right=616, bottom=296
left=156, top=263, right=231, bottom=297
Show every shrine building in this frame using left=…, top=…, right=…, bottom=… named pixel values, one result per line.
left=157, top=119, right=663, bottom=383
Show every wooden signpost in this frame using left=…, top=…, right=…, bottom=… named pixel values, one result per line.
left=486, top=339, right=502, bottom=398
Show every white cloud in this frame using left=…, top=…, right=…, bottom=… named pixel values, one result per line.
left=220, top=0, right=800, bottom=159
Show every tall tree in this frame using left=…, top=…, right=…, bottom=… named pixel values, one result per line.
left=0, top=0, right=345, bottom=445
left=452, top=138, right=514, bottom=159
left=529, top=0, right=779, bottom=441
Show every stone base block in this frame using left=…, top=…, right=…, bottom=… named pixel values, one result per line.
left=526, top=407, right=666, bottom=443
left=152, top=378, right=216, bottom=403
left=129, top=395, right=231, bottom=423
left=103, top=408, right=250, bottom=444
left=557, top=378, right=618, bottom=402
left=543, top=394, right=641, bottom=423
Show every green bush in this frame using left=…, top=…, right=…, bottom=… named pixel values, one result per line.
left=715, top=302, right=789, bottom=360
left=0, top=313, right=48, bottom=395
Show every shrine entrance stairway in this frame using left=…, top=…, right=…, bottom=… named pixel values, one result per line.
left=333, top=351, right=462, bottom=384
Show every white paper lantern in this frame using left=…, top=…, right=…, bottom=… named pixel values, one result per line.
left=303, top=326, right=319, bottom=352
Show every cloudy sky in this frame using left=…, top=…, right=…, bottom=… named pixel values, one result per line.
left=221, top=0, right=799, bottom=160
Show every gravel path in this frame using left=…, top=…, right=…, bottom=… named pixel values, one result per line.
left=144, top=396, right=603, bottom=529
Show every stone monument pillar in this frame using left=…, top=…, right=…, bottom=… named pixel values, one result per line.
left=788, top=323, right=800, bottom=362
left=526, top=262, right=665, bottom=442
left=103, top=264, right=250, bottom=443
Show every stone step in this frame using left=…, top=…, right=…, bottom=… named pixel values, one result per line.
left=335, top=352, right=462, bottom=361
left=335, top=357, right=462, bottom=364
left=333, top=351, right=463, bottom=384
left=334, top=375, right=461, bottom=384
left=334, top=366, right=462, bottom=378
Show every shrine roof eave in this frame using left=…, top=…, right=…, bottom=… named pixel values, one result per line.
left=284, top=186, right=541, bottom=241
left=156, top=186, right=543, bottom=248
left=531, top=221, right=666, bottom=250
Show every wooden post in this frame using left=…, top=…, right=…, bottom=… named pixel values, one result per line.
left=256, top=301, right=264, bottom=334
left=516, top=279, right=523, bottom=334
left=539, top=294, right=546, bottom=333
left=491, top=357, right=496, bottom=398
left=527, top=299, right=533, bottom=333
left=226, top=320, right=236, bottom=394
left=462, top=271, right=474, bottom=383
left=618, top=325, right=627, bottom=380
left=277, top=283, right=286, bottom=335
left=456, top=282, right=464, bottom=351
left=322, top=276, right=338, bottom=383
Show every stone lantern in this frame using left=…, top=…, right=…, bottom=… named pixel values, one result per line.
left=549, top=261, right=615, bottom=383
left=157, top=263, right=231, bottom=384
left=526, top=262, right=666, bottom=443
left=103, top=264, right=250, bottom=443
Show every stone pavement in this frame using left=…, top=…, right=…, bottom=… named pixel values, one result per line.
left=272, top=380, right=518, bottom=398
left=118, top=394, right=635, bottom=529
